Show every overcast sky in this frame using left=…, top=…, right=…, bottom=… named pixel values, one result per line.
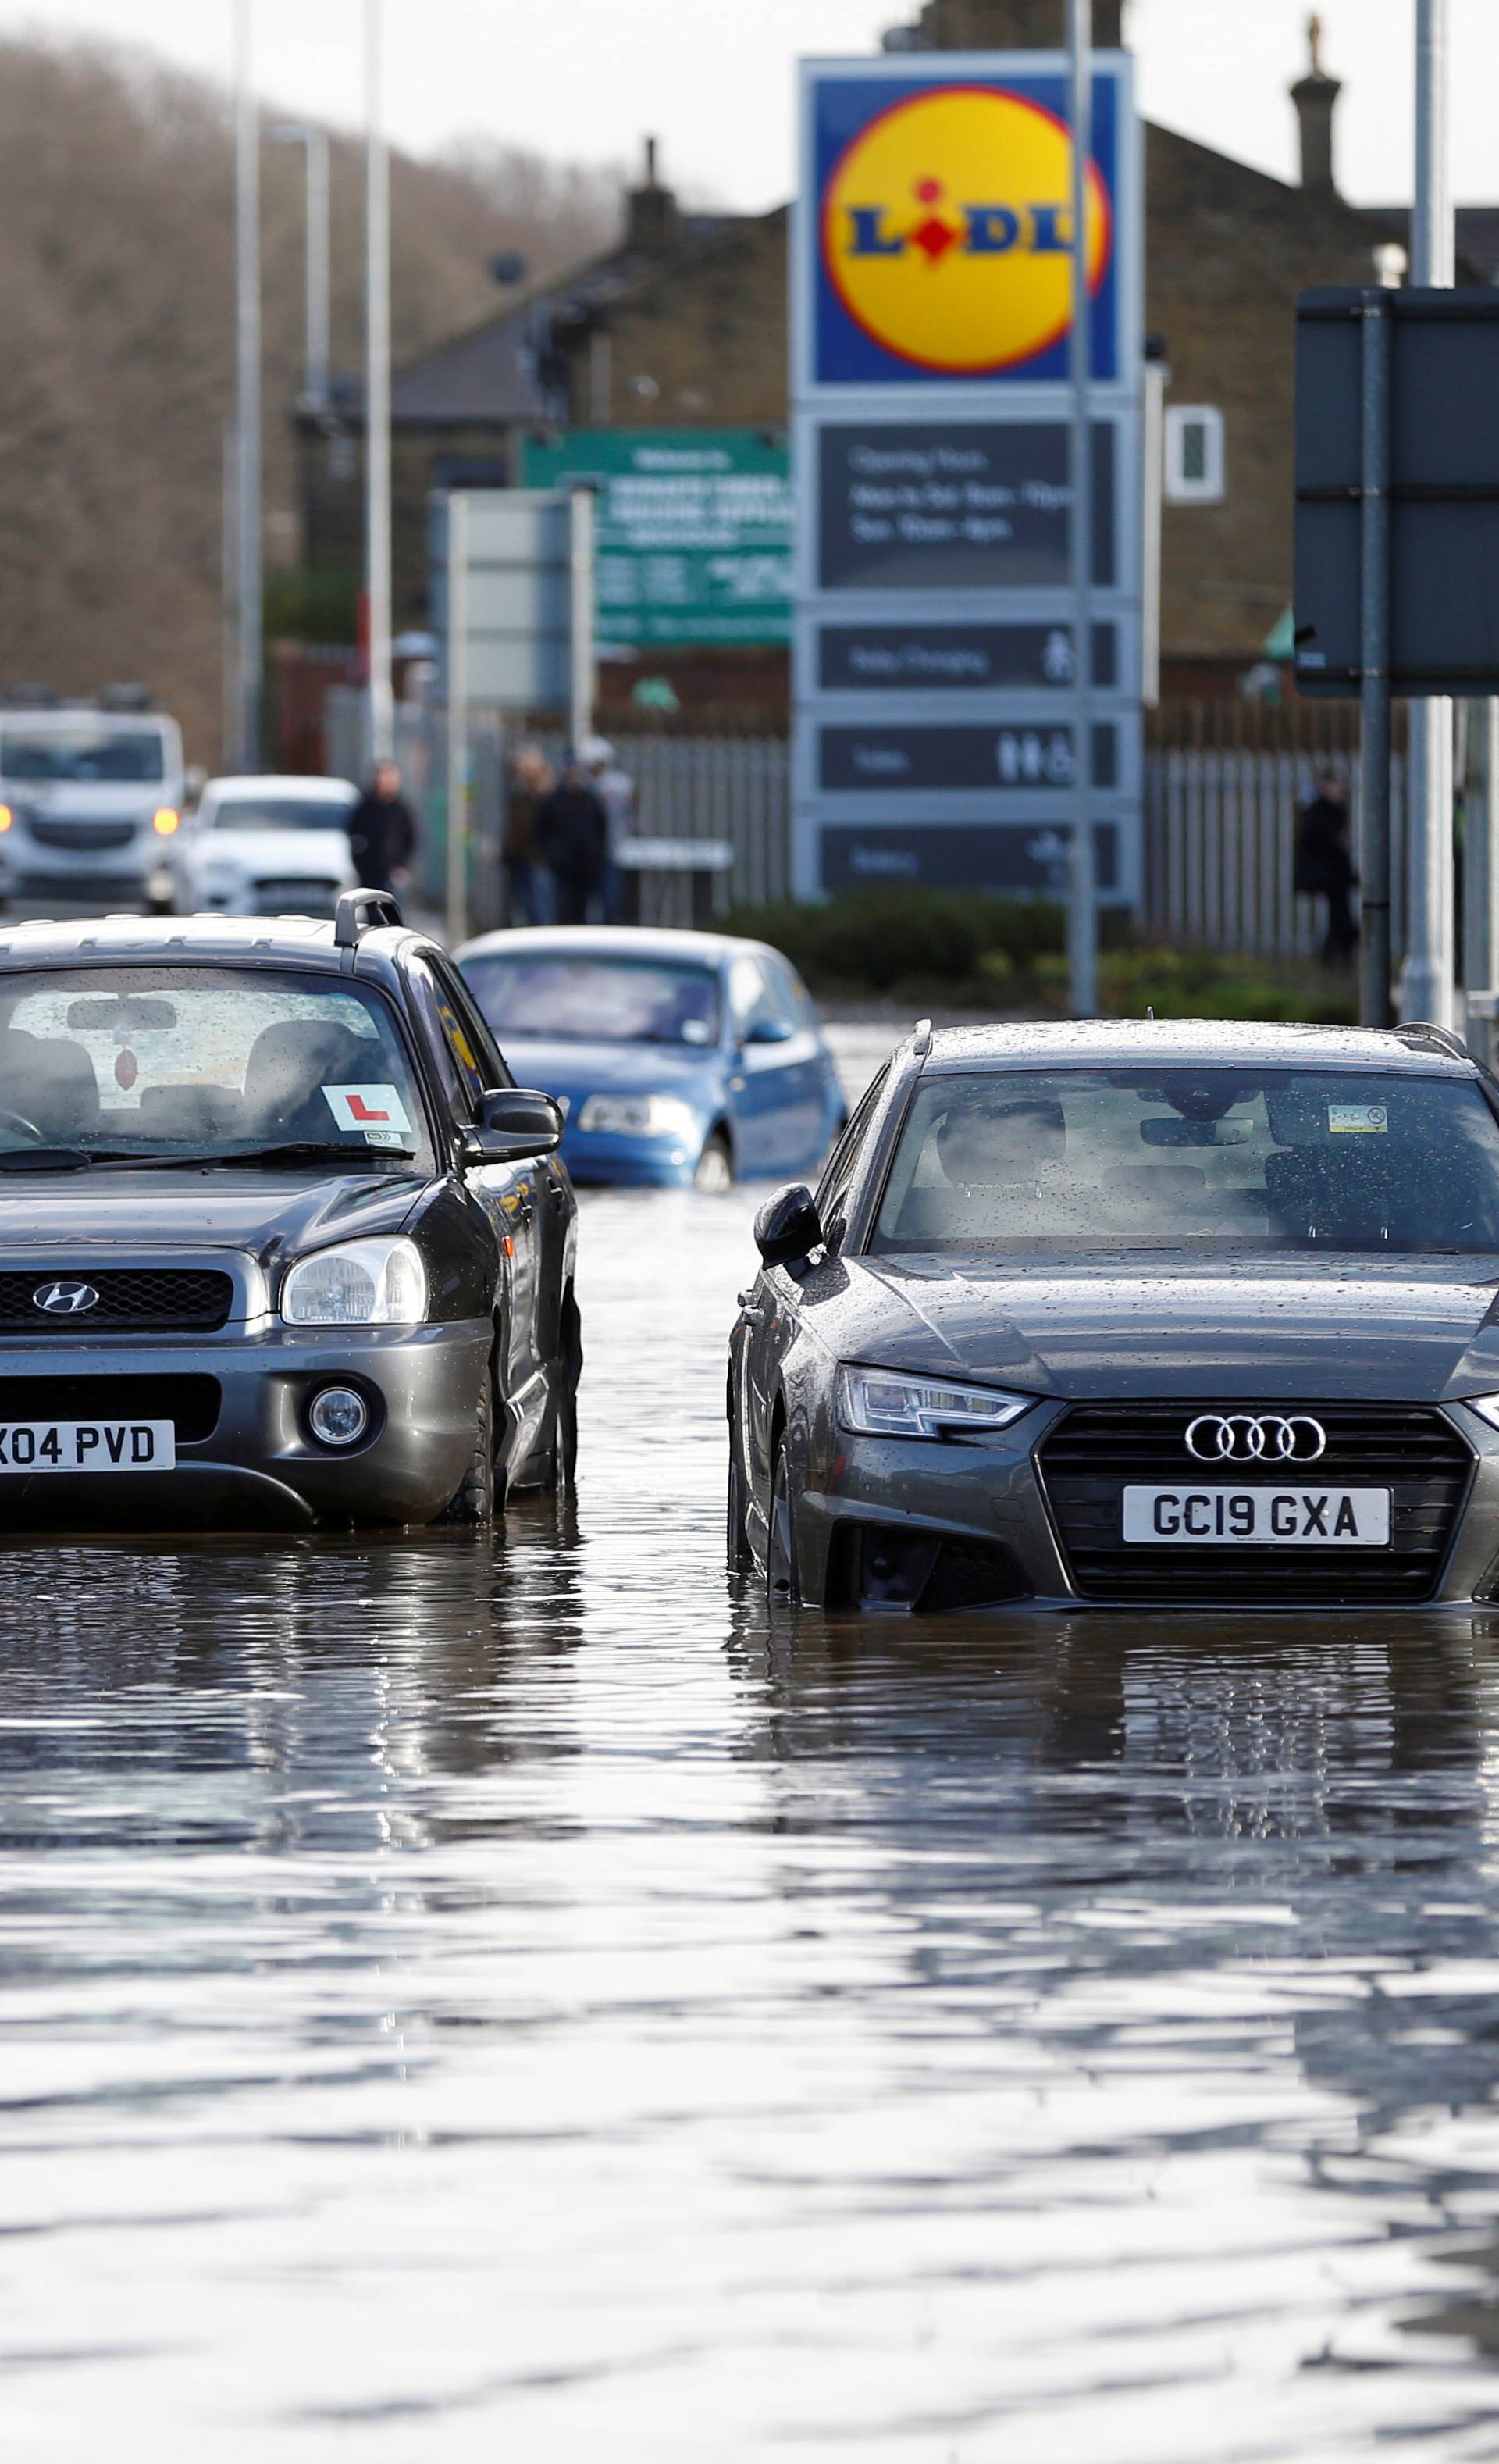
left=0, top=0, right=1494, bottom=210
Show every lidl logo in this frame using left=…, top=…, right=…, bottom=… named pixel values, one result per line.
left=821, top=85, right=1110, bottom=377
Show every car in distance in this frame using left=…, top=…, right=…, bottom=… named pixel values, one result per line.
left=155, top=773, right=359, bottom=918
left=455, top=924, right=846, bottom=1191
left=0, top=890, right=579, bottom=1531
left=728, top=1017, right=1499, bottom=1614
left=0, top=699, right=187, bottom=910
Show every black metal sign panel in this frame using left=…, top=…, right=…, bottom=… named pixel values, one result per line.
left=821, top=821, right=1120, bottom=895
left=817, top=422, right=1116, bottom=593
left=817, top=720, right=1120, bottom=793
left=816, top=619, right=1119, bottom=693
left=1294, top=287, right=1499, bottom=695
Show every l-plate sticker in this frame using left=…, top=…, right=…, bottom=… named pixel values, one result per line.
left=322, top=1083, right=413, bottom=1143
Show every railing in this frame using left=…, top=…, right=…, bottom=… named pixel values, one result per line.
left=1142, top=749, right=1404, bottom=959
left=326, top=686, right=1405, bottom=958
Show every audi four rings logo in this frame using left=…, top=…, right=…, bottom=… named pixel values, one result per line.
left=32, top=1281, right=99, bottom=1316
left=1184, top=1414, right=1327, bottom=1464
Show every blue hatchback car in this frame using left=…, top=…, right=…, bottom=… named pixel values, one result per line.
left=454, top=925, right=846, bottom=1189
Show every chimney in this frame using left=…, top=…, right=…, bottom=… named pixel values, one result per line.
left=1291, top=13, right=1341, bottom=195
left=907, top=0, right=1125, bottom=45
left=625, top=135, right=681, bottom=255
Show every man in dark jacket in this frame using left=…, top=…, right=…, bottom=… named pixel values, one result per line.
left=535, top=756, right=609, bottom=925
left=346, top=761, right=418, bottom=897
left=1294, top=769, right=1358, bottom=965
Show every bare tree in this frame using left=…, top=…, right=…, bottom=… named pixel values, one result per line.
left=0, top=35, right=621, bottom=763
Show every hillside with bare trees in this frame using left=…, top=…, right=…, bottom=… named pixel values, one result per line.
left=0, top=36, right=621, bottom=762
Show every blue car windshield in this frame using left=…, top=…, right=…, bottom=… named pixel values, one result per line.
left=871, top=1067, right=1499, bottom=1255
left=463, top=955, right=720, bottom=1047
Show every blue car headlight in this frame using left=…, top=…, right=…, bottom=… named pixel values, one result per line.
left=576, top=1093, right=700, bottom=1139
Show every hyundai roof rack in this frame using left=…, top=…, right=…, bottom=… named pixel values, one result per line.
left=333, top=887, right=405, bottom=953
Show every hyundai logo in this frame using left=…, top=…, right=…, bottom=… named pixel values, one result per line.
left=1185, top=1414, right=1327, bottom=1464
left=33, top=1281, right=100, bottom=1317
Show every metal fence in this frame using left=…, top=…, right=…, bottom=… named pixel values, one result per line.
left=1142, top=748, right=1405, bottom=959
left=530, top=730, right=792, bottom=910
left=326, top=688, right=1404, bottom=959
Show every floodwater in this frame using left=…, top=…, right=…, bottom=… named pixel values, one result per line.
left=5, top=1036, right=1499, bottom=2456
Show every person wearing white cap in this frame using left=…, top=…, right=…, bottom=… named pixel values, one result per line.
left=581, top=735, right=636, bottom=924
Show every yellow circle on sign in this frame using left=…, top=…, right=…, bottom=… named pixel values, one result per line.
left=823, top=84, right=1111, bottom=376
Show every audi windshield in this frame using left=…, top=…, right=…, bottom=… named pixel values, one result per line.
left=871, top=1068, right=1499, bottom=1254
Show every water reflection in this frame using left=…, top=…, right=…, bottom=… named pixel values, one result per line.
left=2, top=1173, right=1499, bottom=2452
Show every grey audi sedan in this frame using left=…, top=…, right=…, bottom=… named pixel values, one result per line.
left=728, top=1018, right=1499, bottom=1613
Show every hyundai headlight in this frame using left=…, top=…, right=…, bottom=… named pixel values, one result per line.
left=576, top=1093, right=699, bottom=1138
left=837, top=1365, right=1036, bottom=1442
left=281, top=1236, right=427, bottom=1328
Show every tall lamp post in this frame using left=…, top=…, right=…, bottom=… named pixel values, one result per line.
left=1066, top=0, right=1098, bottom=1017
left=1401, top=0, right=1454, bottom=1026
left=270, top=121, right=331, bottom=413
left=365, top=0, right=394, bottom=767
left=233, top=0, right=262, bottom=772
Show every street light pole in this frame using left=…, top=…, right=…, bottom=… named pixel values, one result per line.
left=1066, top=0, right=1098, bottom=1018
left=364, top=0, right=394, bottom=767
left=1402, top=0, right=1454, bottom=1026
left=271, top=122, right=331, bottom=412
left=233, top=0, right=262, bottom=772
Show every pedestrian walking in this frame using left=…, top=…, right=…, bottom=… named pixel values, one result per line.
left=347, top=759, right=418, bottom=899
left=535, top=753, right=609, bottom=927
left=503, top=743, right=554, bottom=927
left=1294, top=768, right=1358, bottom=966
left=582, top=734, right=636, bottom=924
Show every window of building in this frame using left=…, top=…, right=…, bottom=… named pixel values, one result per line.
left=1164, top=405, right=1226, bottom=505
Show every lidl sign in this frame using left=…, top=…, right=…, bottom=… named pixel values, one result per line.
left=803, top=59, right=1134, bottom=387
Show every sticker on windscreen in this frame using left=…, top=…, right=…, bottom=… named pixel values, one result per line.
left=322, top=1084, right=415, bottom=1143
left=1329, top=1103, right=1388, bottom=1133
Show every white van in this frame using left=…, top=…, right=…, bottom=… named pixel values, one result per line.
left=0, top=702, right=187, bottom=908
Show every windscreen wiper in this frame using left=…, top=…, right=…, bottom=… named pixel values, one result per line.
left=0, top=1146, right=94, bottom=1172
left=215, top=1142, right=414, bottom=1170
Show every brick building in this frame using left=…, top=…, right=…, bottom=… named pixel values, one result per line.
left=298, top=0, right=1486, bottom=708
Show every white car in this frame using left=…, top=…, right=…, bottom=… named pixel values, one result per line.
left=158, top=774, right=359, bottom=918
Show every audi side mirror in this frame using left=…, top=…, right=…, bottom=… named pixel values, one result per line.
left=464, top=1086, right=564, bottom=1164
left=754, top=1182, right=823, bottom=1272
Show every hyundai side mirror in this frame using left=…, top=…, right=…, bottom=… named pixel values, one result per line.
left=754, top=1182, right=823, bottom=1272
left=463, top=1086, right=564, bottom=1165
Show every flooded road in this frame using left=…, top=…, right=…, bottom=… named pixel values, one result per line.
left=5, top=1035, right=1499, bottom=2455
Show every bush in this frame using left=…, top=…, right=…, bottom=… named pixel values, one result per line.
left=726, top=891, right=1356, bottom=1024
left=726, top=888, right=1069, bottom=993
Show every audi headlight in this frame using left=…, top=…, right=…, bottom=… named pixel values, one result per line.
left=576, top=1093, right=699, bottom=1138
left=838, top=1366, right=1036, bottom=1442
left=281, top=1236, right=427, bottom=1328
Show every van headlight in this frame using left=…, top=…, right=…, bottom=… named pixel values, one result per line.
left=577, top=1093, right=698, bottom=1138
left=837, top=1365, right=1036, bottom=1441
left=281, top=1236, right=427, bottom=1327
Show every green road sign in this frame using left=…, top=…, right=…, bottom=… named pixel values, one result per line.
left=519, top=429, right=791, bottom=647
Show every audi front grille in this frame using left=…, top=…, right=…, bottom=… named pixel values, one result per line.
left=1037, top=1402, right=1475, bottom=1605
